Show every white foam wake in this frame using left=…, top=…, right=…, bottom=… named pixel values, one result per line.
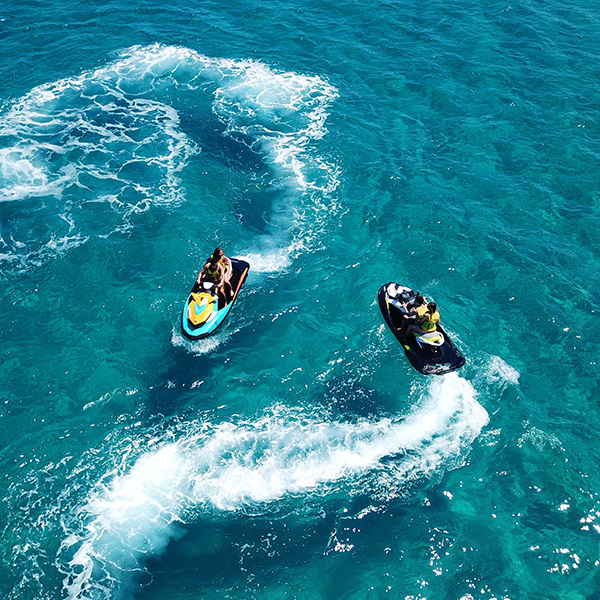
left=0, top=44, right=339, bottom=274
left=57, top=374, right=488, bottom=599
left=170, top=326, right=229, bottom=355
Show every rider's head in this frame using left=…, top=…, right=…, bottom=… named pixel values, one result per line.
left=212, top=247, right=224, bottom=259
left=427, top=302, right=437, bottom=313
left=414, top=295, right=425, bottom=306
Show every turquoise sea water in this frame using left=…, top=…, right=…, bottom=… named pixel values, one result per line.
left=1, top=0, right=599, bottom=598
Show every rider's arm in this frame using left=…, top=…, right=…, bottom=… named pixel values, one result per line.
left=197, top=263, right=208, bottom=283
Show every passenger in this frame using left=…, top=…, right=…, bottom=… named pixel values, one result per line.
left=421, top=302, right=440, bottom=332
left=198, top=251, right=232, bottom=304
left=211, top=247, right=232, bottom=283
left=406, top=301, right=440, bottom=336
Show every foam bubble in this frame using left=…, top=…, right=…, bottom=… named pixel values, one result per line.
left=485, top=355, right=520, bottom=385
left=0, top=147, right=52, bottom=200
left=237, top=248, right=292, bottom=273
left=171, top=327, right=229, bottom=355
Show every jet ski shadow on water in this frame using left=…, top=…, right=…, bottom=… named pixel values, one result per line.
left=378, top=283, right=465, bottom=375
left=181, top=258, right=250, bottom=341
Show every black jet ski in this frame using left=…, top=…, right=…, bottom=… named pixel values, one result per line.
left=181, top=258, right=249, bottom=340
left=378, top=283, right=465, bottom=375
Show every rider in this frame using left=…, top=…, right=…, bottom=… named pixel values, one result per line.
left=198, top=248, right=233, bottom=304
left=399, top=295, right=426, bottom=332
left=405, top=301, right=440, bottom=336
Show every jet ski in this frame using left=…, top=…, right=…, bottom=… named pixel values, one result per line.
left=378, top=283, right=465, bottom=375
left=181, top=258, right=250, bottom=340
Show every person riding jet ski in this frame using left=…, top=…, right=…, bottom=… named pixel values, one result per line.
left=405, top=301, right=440, bottom=336
left=198, top=247, right=233, bottom=305
left=378, top=283, right=465, bottom=375
left=398, top=294, right=425, bottom=331
left=181, top=249, right=250, bottom=341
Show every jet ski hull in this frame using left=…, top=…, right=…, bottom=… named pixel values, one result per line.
left=378, top=283, right=465, bottom=375
left=181, top=258, right=249, bottom=340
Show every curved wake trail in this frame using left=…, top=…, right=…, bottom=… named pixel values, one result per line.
left=57, top=374, right=488, bottom=599
left=0, top=43, right=339, bottom=275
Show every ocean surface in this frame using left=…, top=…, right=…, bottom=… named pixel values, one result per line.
left=1, top=0, right=599, bottom=598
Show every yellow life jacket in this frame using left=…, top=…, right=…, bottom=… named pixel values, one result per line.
left=415, top=304, right=428, bottom=318
left=421, top=310, right=440, bottom=332
left=206, top=262, right=222, bottom=283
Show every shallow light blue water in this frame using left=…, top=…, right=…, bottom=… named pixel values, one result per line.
left=1, top=1, right=599, bottom=599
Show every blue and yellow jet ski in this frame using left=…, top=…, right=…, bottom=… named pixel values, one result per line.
left=181, top=258, right=250, bottom=340
left=378, top=283, right=465, bottom=375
